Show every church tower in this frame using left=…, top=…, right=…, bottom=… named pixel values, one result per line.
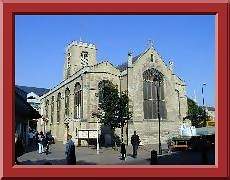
left=63, top=40, right=97, bottom=80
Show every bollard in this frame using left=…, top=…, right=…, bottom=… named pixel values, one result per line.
left=150, top=150, right=158, bottom=165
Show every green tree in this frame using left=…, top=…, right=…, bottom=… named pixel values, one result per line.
left=187, top=98, right=207, bottom=127
left=97, top=82, right=132, bottom=140
left=117, top=92, right=132, bottom=142
left=98, top=81, right=119, bottom=130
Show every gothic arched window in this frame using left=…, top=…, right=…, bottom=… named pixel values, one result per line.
left=74, top=83, right=82, bottom=119
left=45, top=99, right=49, bottom=119
left=143, top=69, right=167, bottom=119
left=57, top=92, right=61, bottom=122
left=51, top=96, right=54, bottom=123
left=98, top=80, right=113, bottom=105
left=65, top=88, right=70, bottom=117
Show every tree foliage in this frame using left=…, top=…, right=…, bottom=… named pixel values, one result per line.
left=97, top=81, right=132, bottom=131
left=187, top=98, right=207, bottom=127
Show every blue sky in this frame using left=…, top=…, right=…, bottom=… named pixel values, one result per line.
left=15, top=15, right=215, bottom=107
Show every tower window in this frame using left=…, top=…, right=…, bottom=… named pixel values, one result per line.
left=150, top=54, right=154, bottom=62
left=66, top=54, right=71, bottom=78
left=81, top=51, right=89, bottom=66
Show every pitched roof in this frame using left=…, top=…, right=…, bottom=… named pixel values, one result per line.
left=116, top=53, right=142, bottom=71
left=15, top=87, right=41, bottom=120
left=16, top=85, right=50, bottom=97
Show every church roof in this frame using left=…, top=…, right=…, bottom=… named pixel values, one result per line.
left=116, top=53, right=142, bottom=71
left=16, top=85, right=50, bottom=97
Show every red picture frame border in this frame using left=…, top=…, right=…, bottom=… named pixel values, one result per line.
left=0, top=0, right=229, bottom=178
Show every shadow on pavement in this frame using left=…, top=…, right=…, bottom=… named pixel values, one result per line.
left=146, top=149, right=215, bottom=165
left=19, top=159, right=97, bottom=165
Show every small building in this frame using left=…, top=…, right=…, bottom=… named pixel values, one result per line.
left=16, top=85, right=49, bottom=131
left=15, top=87, right=41, bottom=150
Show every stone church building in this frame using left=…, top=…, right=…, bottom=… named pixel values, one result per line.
left=38, top=40, right=188, bottom=145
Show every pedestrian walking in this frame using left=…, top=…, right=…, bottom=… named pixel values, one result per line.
left=44, top=133, right=50, bottom=155
left=65, top=134, right=76, bottom=165
left=38, top=131, right=44, bottom=154
left=120, top=142, right=126, bottom=160
left=131, top=131, right=141, bottom=158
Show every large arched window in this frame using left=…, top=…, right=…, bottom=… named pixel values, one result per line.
left=98, top=80, right=113, bottom=105
left=45, top=99, right=49, bottom=119
left=51, top=96, right=54, bottom=123
left=57, top=92, right=61, bottom=122
left=143, top=69, right=167, bottom=119
left=74, top=83, right=82, bottom=119
left=65, top=88, right=70, bottom=117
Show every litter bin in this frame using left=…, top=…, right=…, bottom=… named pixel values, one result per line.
left=150, top=150, right=158, bottom=165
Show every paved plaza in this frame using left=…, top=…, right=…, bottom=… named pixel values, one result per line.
left=17, top=141, right=215, bottom=165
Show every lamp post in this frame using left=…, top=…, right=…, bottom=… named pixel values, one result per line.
left=155, top=71, right=163, bottom=155
left=202, top=83, right=206, bottom=107
left=96, top=118, right=99, bottom=154
left=64, top=117, right=70, bottom=144
left=202, top=83, right=207, bottom=127
left=126, top=51, right=132, bottom=146
left=42, top=116, right=48, bottom=133
left=92, top=106, right=100, bottom=155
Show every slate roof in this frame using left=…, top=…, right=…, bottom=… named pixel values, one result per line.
left=16, top=85, right=50, bottom=97
left=116, top=53, right=142, bottom=71
left=15, top=86, right=41, bottom=120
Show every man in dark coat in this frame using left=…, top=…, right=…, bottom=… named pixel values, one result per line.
left=131, top=131, right=140, bottom=158
left=120, top=142, right=126, bottom=160
left=65, top=134, right=76, bottom=165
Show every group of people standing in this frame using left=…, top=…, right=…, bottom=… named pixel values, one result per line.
left=64, top=131, right=141, bottom=164
left=28, top=129, right=54, bottom=155
left=15, top=130, right=140, bottom=165
left=37, top=131, right=54, bottom=154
